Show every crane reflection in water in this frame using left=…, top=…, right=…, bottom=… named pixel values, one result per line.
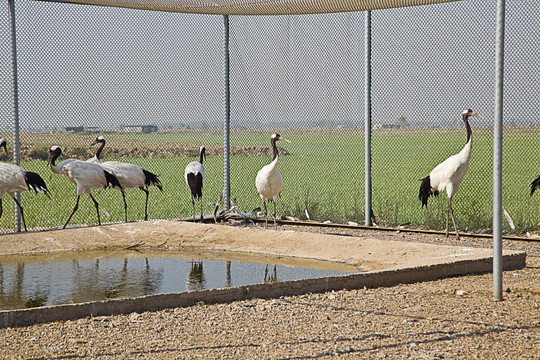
left=0, top=256, right=164, bottom=309
left=264, top=264, right=278, bottom=283
left=0, top=254, right=350, bottom=310
left=186, top=261, right=206, bottom=291
left=0, top=262, right=48, bottom=309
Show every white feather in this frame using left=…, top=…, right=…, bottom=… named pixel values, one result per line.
left=503, top=209, right=515, bottom=230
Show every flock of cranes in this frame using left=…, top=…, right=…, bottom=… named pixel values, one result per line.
left=0, top=111, right=538, bottom=236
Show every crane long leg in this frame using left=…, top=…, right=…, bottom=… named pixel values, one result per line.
left=273, top=200, right=277, bottom=228
left=445, top=202, right=449, bottom=238
left=89, top=193, right=101, bottom=226
left=448, top=198, right=460, bottom=240
left=11, top=196, right=27, bottom=232
left=263, top=201, right=268, bottom=229
left=140, top=187, right=149, bottom=221
left=191, top=196, right=196, bottom=221
left=0, top=198, right=2, bottom=219
left=64, top=195, right=81, bottom=229
left=200, top=198, right=204, bottom=222
left=121, top=190, right=127, bottom=223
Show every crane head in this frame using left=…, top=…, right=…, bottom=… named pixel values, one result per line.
left=272, top=133, right=291, bottom=143
left=463, top=108, right=484, bottom=119
left=199, top=145, right=206, bottom=160
left=49, top=145, right=62, bottom=158
left=93, top=135, right=106, bottom=145
left=0, top=138, right=6, bottom=155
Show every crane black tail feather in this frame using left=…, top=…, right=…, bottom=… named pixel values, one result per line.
left=531, top=175, right=540, bottom=196
left=103, top=170, right=123, bottom=190
left=25, top=171, right=51, bottom=198
left=187, top=173, right=203, bottom=200
left=419, top=176, right=438, bottom=208
left=143, top=169, right=162, bottom=191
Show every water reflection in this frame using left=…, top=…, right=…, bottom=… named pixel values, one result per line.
left=0, top=262, right=49, bottom=309
left=187, top=261, right=205, bottom=291
left=0, top=251, right=353, bottom=310
left=264, top=264, right=278, bottom=283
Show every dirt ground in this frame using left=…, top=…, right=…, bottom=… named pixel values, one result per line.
left=0, top=220, right=538, bottom=359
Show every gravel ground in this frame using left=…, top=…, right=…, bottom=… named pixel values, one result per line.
left=1, top=225, right=539, bottom=359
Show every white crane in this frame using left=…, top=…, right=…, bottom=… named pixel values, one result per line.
left=184, top=146, right=206, bottom=222
left=49, top=145, right=123, bottom=229
left=419, top=108, right=484, bottom=239
left=89, top=136, right=163, bottom=222
left=0, top=138, right=50, bottom=231
left=255, top=133, right=291, bottom=229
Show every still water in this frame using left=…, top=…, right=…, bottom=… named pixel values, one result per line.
left=0, top=250, right=355, bottom=310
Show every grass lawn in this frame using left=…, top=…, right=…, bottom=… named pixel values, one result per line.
left=1, top=128, right=539, bottom=234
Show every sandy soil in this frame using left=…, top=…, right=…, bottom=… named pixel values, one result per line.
left=0, top=220, right=538, bottom=359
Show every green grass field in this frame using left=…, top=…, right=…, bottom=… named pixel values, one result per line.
left=1, top=128, right=539, bottom=234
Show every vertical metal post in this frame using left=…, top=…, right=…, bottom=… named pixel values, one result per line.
left=223, top=15, right=231, bottom=211
left=8, top=0, right=22, bottom=232
left=493, top=0, right=506, bottom=302
left=364, top=11, right=372, bottom=226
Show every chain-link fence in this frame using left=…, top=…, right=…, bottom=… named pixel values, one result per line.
left=0, top=0, right=538, bottom=234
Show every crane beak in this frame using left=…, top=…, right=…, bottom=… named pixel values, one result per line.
left=472, top=113, right=484, bottom=119
left=280, top=138, right=292, bottom=143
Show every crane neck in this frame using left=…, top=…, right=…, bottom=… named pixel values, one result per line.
left=463, top=114, right=472, bottom=144
left=271, top=137, right=279, bottom=161
left=199, top=151, right=204, bottom=165
left=95, top=140, right=105, bottom=161
left=48, top=152, right=60, bottom=170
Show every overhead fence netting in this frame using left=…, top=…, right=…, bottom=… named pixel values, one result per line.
left=39, top=0, right=461, bottom=14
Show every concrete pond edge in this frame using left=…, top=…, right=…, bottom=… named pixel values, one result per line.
left=1, top=252, right=526, bottom=328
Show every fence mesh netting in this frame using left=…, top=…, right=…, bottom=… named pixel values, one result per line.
left=0, top=0, right=538, bottom=234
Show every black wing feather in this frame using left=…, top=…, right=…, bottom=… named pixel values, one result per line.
left=187, top=173, right=203, bottom=200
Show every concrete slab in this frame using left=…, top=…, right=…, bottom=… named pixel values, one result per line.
left=0, top=221, right=526, bottom=328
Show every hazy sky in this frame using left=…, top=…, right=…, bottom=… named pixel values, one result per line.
left=0, top=0, right=538, bottom=132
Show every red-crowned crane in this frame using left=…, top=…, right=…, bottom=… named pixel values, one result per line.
left=0, top=138, right=50, bottom=231
left=184, top=146, right=206, bottom=222
left=255, top=133, right=291, bottom=229
left=89, top=136, right=162, bottom=222
left=419, top=109, right=484, bottom=239
left=49, top=145, right=123, bottom=229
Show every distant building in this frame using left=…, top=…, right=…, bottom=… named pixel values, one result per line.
left=63, top=126, right=100, bottom=133
left=373, top=124, right=401, bottom=130
left=123, top=125, right=158, bottom=133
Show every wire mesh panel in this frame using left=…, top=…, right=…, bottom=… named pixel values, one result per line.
left=0, top=0, right=224, bottom=232
left=370, top=0, right=539, bottom=234
left=502, top=1, right=540, bottom=232
left=228, top=13, right=366, bottom=224
left=1, top=0, right=538, bottom=234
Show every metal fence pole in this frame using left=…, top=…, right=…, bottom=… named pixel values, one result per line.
left=493, top=0, right=506, bottom=302
left=223, top=15, right=231, bottom=211
left=364, top=10, right=372, bottom=226
left=8, top=0, right=22, bottom=232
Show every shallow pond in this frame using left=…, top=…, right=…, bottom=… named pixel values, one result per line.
left=0, top=249, right=356, bottom=310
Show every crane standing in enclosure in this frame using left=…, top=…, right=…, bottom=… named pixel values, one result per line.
left=419, top=109, right=484, bottom=239
left=49, top=145, right=123, bottom=229
left=0, top=138, right=50, bottom=231
left=185, top=145, right=206, bottom=222
left=89, top=136, right=162, bottom=222
left=256, top=133, right=291, bottom=229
